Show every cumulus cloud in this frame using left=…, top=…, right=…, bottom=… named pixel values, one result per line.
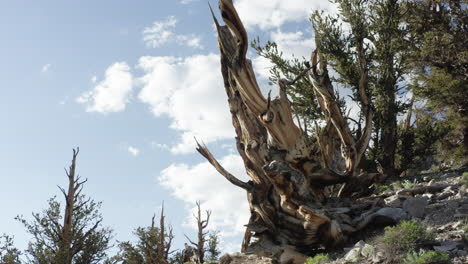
left=252, top=56, right=274, bottom=81
left=143, top=16, right=203, bottom=49
left=234, top=0, right=336, bottom=29
left=77, top=62, right=133, bottom=113
left=251, top=29, right=314, bottom=87
left=128, top=146, right=140, bottom=156
left=137, top=54, right=234, bottom=153
left=270, top=30, right=314, bottom=59
left=159, top=154, right=250, bottom=238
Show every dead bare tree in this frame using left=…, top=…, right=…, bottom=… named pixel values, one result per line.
left=194, top=0, right=401, bottom=262
left=185, top=201, right=211, bottom=264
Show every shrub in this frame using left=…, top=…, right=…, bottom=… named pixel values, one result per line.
left=402, top=249, right=450, bottom=264
left=402, top=179, right=416, bottom=189
left=462, top=172, right=468, bottom=186
left=304, top=253, right=330, bottom=264
left=378, top=220, right=434, bottom=254
left=378, top=185, right=390, bottom=194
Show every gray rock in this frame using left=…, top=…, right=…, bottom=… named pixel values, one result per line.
left=374, top=207, right=408, bottom=223
left=403, top=197, right=428, bottom=218
left=447, top=200, right=460, bottom=209
left=344, top=241, right=375, bottom=262
left=434, top=241, right=463, bottom=253
left=361, top=243, right=375, bottom=258
left=372, top=251, right=385, bottom=263
left=219, top=253, right=275, bottom=264
left=344, top=247, right=362, bottom=262
left=437, top=192, right=454, bottom=200
left=384, top=194, right=402, bottom=207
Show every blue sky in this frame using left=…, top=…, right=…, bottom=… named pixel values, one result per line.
left=0, top=0, right=338, bottom=256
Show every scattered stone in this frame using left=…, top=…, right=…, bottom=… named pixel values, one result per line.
left=374, top=207, right=408, bottom=223
left=279, top=247, right=308, bottom=264
left=344, top=240, right=372, bottom=262
left=361, top=243, right=375, bottom=258
left=434, top=241, right=464, bottom=253
left=447, top=200, right=459, bottom=209
left=344, top=247, right=361, bottom=262
left=403, top=197, right=428, bottom=218
left=372, top=251, right=385, bottom=263
left=219, top=253, right=275, bottom=264
left=437, top=191, right=454, bottom=200
left=384, top=194, right=402, bottom=207
left=456, top=250, right=467, bottom=257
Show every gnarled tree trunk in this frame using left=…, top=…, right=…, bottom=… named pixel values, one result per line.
left=199, top=1, right=386, bottom=261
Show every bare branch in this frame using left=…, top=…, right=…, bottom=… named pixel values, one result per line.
left=184, top=234, right=197, bottom=247
left=195, top=139, right=252, bottom=191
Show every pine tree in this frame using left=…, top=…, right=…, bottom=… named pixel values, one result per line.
left=112, top=206, right=174, bottom=264
left=405, top=0, right=468, bottom=164
left=0, top=234, right=21, bottom=264
left=16, top=148, right=112, bottom=264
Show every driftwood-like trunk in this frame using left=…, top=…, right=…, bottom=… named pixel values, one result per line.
left=197, top=1, right=394, bottom=262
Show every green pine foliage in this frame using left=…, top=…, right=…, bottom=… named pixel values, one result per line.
left=206, top=231, right=221, bottom=262
left=402, top=249, right=450, bottom=264
left=378, top=220, right=434, bottom=255
left=304, top=253, right=330, bottom=264
left=16, top=195, right=112, bottom=264
left=0, top=234, right=21, bottom=264
left=112, top=222, right=169, bottom=263
left=405, top=0, right=468, bottom=165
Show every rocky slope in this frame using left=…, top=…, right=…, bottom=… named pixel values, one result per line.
left=220, top=168, right=468, bottom=264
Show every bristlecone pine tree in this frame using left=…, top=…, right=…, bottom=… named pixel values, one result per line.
left=112, top=204, right=174, bottom=264
left=196, top=0, right=406, bottom=261
left=16, top=148, right=112, bottom=264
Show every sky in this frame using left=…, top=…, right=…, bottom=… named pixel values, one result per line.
left=0, top=0, right=339, bottom=256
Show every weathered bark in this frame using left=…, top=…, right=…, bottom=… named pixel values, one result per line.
left=59, top=149, right=78, bottom=264
left=200, top=1, right=387, bottom=262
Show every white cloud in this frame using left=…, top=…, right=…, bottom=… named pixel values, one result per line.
left=252, top=56, right=274, bottom=80
left=176, top=35, right=203, bottom=49
left=159, top=154, right=250, bottom=237
left=128, top=146, right=140, bottom=156
left=91, top=75, right=97, bottom=83
left=41, top=63, right=51, bottom=73
left=234, top=0, right=336, bottom=29
left=77, top=62, right=133, bottom=113
left=143, top=16, right=177, bottom=48
left=271, top=30, right=315, bottom=59
left=143, top=16, right=203, bottom=49
left=137, top=54, right=234, bottom=153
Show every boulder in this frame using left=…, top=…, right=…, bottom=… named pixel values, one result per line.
left=433, top=241, right=464, bottom=253
left=403, top=197, right=428, bottom=218
left=374, top=207, right=408, bottom=224
left=343, top=240, right=375, bottom=262
left=384, top=194, right=402, bottom=207
left=219, top=253, right=275, bottom=264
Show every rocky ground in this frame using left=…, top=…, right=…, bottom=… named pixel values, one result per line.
left=220, top=168, right=468, bottom=264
